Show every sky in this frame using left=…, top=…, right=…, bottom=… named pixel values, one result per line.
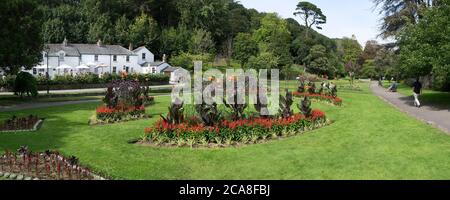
left=240, top=0, right=388, bottom=47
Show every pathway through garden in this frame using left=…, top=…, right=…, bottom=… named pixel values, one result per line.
left=370, top=81, right=450, bottom=134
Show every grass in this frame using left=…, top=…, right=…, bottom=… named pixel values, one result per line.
left=1, top=81, right=450, bottom=180
left=382, top=81, right=450, bottom=109
left=0, top=96, right=103, bottom=107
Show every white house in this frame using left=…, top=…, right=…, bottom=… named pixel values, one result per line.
left=26, top=39, right=178, bottom=79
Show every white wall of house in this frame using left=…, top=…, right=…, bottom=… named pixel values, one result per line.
left=27, top=45, right=177, bottom=79
left=134, top=47, right=155, bottom=65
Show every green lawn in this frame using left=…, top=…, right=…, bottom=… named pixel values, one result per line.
left=0, top=95, right=103, bottom=106
left=383, top=81, right=450, bottom=109
left=1, top=81, right=450, bottom=180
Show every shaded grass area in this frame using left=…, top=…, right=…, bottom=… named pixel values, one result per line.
left=382, top=81, right=450, bottom=110
left=1, top=81, right=450, bottom=179
left=0, top=96, right=103, bottom=107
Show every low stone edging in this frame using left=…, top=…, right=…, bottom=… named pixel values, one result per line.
left=0, top=170, right=107, bottom=181
left=0, top=119, right=44, bottom=133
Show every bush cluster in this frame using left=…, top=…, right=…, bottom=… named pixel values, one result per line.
left=2, top=73, right=169, bottom=89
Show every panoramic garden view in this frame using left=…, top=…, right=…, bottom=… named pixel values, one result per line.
left=1, top=0, right=450, bottom=184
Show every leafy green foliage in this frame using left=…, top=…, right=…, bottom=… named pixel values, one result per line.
left=129, top=12, right=159, bottom=48
left=397, top=1, right=450, bottom=90
left=233, top=33, right=259, bottom=67
left=294, top=1, right=326, bottom=30
left=0, top=0, right=43, bottom=74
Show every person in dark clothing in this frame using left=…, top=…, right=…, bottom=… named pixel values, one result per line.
left=412, top=78, right=423, bottom=108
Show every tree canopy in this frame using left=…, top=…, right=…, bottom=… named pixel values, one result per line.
left=0, top=0, right=43, bottom=74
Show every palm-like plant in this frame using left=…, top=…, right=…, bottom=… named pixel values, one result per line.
left=279, top=90, right=294, bottom=118
left=299, top=96, right=312, bottom=118
left=161, top=98, right=185, bottom=125
left=195, top=102, right=222, bottom=127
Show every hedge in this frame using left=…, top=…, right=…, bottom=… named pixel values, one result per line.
left=1, top=73, right=170, bottom=90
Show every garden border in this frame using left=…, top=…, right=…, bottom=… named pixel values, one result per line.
left=0, top=170, right=107, bottom=180
left=0, top=119, right=44, bottom=133
left=137, top=119, right=332, bottom=149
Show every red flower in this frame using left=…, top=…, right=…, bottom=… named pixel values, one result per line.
left=144, top=127, right=153, bottom=134
left=311, top=109, right=326, bottom=120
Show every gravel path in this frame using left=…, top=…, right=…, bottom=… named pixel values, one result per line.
left=370, top=81, right=450, bottom=134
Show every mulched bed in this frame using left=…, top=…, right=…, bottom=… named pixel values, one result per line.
left=0, top=115, right=44, bottom=133
left=0, top=147, right=105, bottom=180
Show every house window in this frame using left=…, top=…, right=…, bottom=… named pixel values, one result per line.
left=59, top=52, right=65, bottom=61
left=142, top=53, right=146, bottom=60
left=152, top=67, right=156, bottom=74
left=95, top=55, right=98, bottom=61
left=112, top=67, right=117, bottom=74
left=113, top=55, right=117, bottom=62
left=125, top=66, right=129, bottom=73
left=126, top=56, right=130, bottom=62
left=33, top=68, right=37, bottom=75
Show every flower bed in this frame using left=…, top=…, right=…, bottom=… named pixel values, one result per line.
left=0, top=115, right=44, bottom=133
left=141, top=109, right=329, bottom=148
left=293, top=91, right=342, bottom=106
left=0, top=146, right=105, bottom=180
left=89, top=80, right=154, bottom=125
left=92, top=105, right=147, bottom=124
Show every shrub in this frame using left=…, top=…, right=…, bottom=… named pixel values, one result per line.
left=13, top=72, right=38, bottom=97
left=0, top=75, right=16, bottom=89
left=53, top=74, right=75, bottom=85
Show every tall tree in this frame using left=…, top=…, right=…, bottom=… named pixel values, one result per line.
left=254, top=13, right=292, bottom=69
left=304, top=45, right=331, bottom=76
left=398, top=0, right=450, bottom=90
left=87, top=14, right=114, bottom=43
left=233, top=33, right=258, bottom=68
left=129, top=12, right=159, bottom=48
left=293, top=1, right=327, bottom=37
left=373, top=0, right=435, bottom=39
left=189, top=29, right=216, bottom=55
left=114, top=15, right=131, bottom=46
left=0, top=0, right=43, bottom=74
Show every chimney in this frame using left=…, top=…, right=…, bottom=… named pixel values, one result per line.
left=162, top=54, right=167, bottom=62
left=128, top=43, right=133, bottom=51
left=62, top=38, right=68, bottom=46
left=97, top=39, right=103, bottom=47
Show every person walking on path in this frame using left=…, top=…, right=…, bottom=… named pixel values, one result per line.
left=412, top=78, right=423, bottom=108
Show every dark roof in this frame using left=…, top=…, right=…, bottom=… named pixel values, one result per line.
left=45, top=43, right=135, bottom=56
left=140, top=61, right=165, bottom=67
left=162, top=66, right=180, bottom=72
left=132, top=46, right=147, bottom=52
